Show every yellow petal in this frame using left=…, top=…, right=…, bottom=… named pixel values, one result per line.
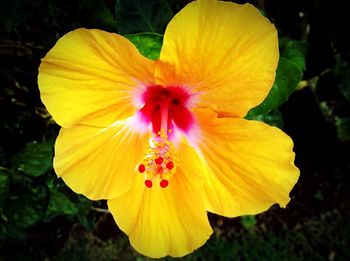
left=194, top=109, right=299, bottom=217
left=38, top=28, right=155, bottom=128
left=107, top=143, right=212, bottom=258
left=54, top=118, right=148, bottom=200
left=156, top=0, right=278, bottom=117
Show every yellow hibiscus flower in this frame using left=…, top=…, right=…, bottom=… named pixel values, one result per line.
left=38, top=0, right=299, bottom=258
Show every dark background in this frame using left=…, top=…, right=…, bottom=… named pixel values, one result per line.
left=0, top=0, right=349, bottom=260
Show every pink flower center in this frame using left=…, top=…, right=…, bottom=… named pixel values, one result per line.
left=137, top=85, right=194, bottom=188
left=139, top=85, right=194, bottom=134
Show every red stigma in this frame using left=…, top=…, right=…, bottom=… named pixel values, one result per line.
left=139, top=85, right=194, bottom=134
left=160, top=179, right=169, bottom=188
left=138, top=164, right=145, bottom=173
left=166, top=161, right=174, bottom=170
left=145, top=179, right=153, bottom=188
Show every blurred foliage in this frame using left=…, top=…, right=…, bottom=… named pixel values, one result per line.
left=125, top=33, right=163, bottom=60
left=78, top=0, right=116, bottom=31
left=246, top=39, right=306, bottom=122
left=115, top=0, right=173, bottom=34
left=0, top=140, right=92, bottom=239
left=11, top=141, right=53, bottom=177
left=1, top=209, right=348, bottom=260
left=0, top=0, right=349, bottom=260
left=239, top=215, right=257, bottom=230
left=279, top=37, right=308, bottom=72
left=0, top=169, right=9, bottom=207
left=246, top=57, right=302, bottom=127
left=310, top=57, right=350, bottom=142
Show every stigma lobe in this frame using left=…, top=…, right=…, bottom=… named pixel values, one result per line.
left=139, top=85, right=194, bottom=134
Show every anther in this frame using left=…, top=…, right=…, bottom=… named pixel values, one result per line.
left=138, top=129, right=177, bottom=189
left=166, top=161, right=174, bottom=170
left=138, top=164, right=145, bottom=173
left=145, top=179, right=153, bottom=188
left=160, top=179, right=169, bottom=188
left=155, top=157, right=163, bottom=165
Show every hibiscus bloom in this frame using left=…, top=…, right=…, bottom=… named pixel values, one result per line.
left=38, top=0, right=299, bottom=258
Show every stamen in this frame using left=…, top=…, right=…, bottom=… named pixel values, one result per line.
left=138, top=129, right=178, bottom=188
left=160, top=179, right=169, bottom=188
left=145, top=179, right=153, bottom=188
left=166, top=161, right=174, bottom=170
left=138, top=164, right=145, bottom=173
left=155, top=157, right=163, bottom=165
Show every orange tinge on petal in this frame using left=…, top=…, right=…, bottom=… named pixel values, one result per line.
left=156, top=0, right=279, bottom=118
left=38, top=28, right=155, bottom=199
left=38, top=28, right=154, bottom=128
left=193, top=109, right=300, bottom=217
left=37, top=0, right=300, bottom=259
left=54, top=118, right=149, bottom=200
left=108, top=142, right=213, bottom=258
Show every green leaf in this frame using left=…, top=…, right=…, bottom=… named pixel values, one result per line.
left=334, top=61, right=350, bottom=102
left=0, top=0, right=30, bottom=32
left=280, top=38, right=308, bottom=71
left=45, top=189, right=79, bottom=221
left=247, top=58, right=303, bottom=117
left=11, top=141, right=53, bottom=177
left=246, top=109, right=284, bottom=129
left=0, top=146, right=5, bottom=166
left=78, top=0, right=116, bottom=31
left=45, top=178, right=92, bottom=226
left=125, top=33, right=163, bottom=60
left=0, top=169, right=10, bottom=208
left=335, top=117, right=350, bottom=141
left=314, top=190, right=324, bottom=200
left=240, top=215, right=257, bottom=230
left=75, top=196, right=93, bottom=228
left=0, top=222, right=27, bottom=240
left=6, top=178, right=49, bottom=229
left=116, top=0, right=173, bottom=34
